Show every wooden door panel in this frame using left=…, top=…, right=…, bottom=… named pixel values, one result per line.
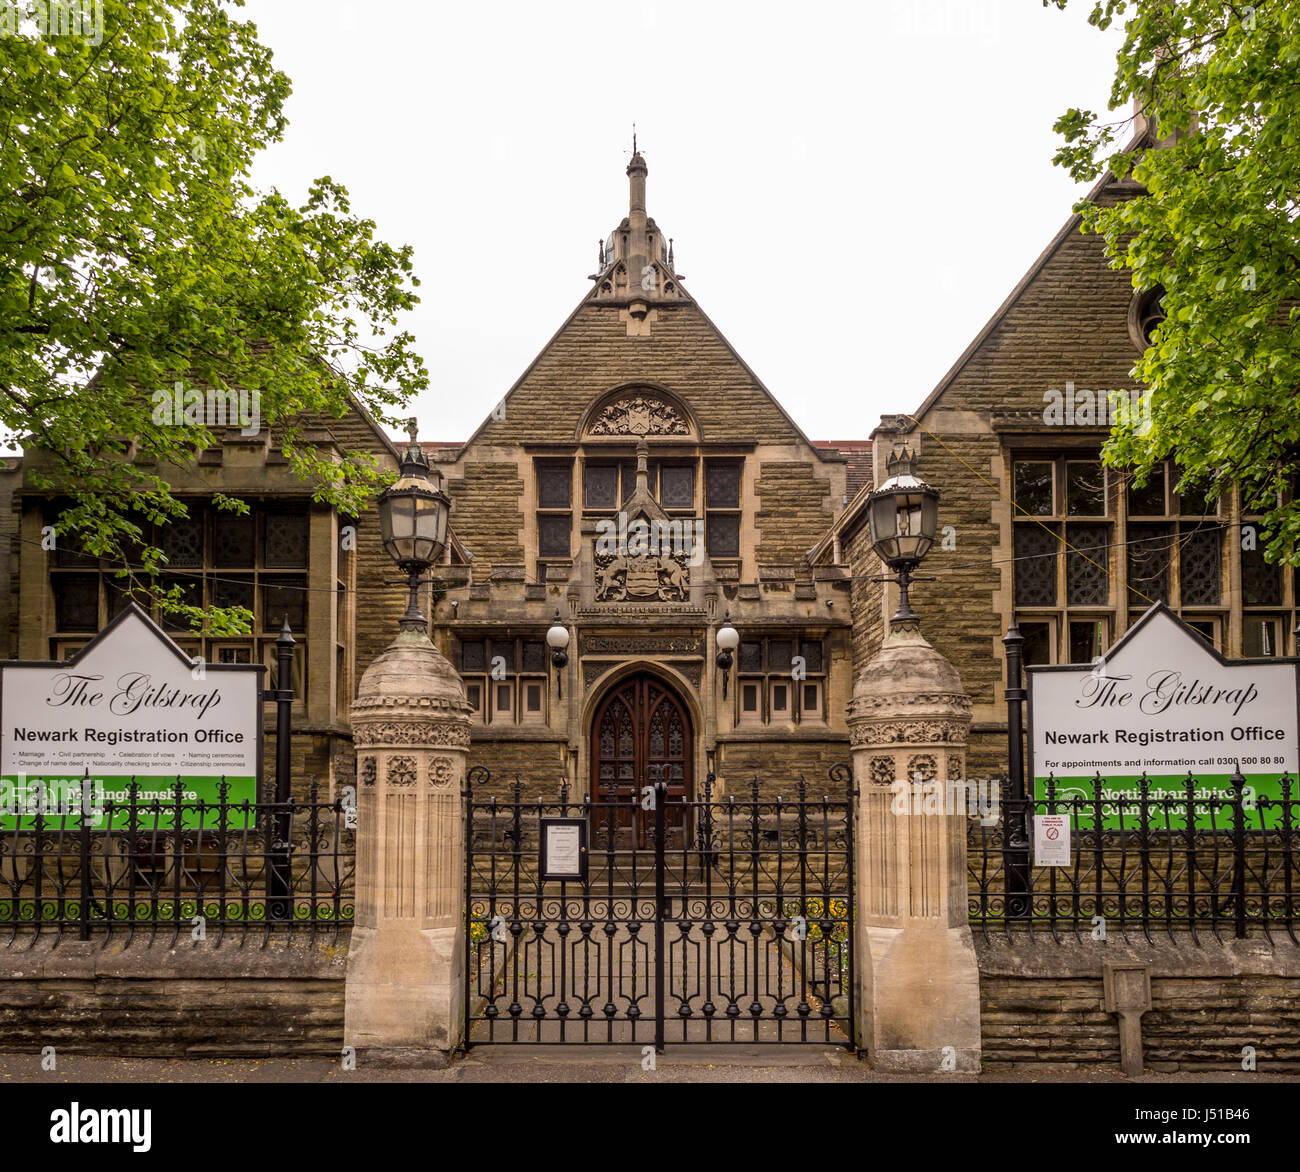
left=591, top=674, right=693, bottom=849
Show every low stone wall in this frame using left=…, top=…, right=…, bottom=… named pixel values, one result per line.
left=0, top=938, right=347, bottom=1056
left=976, top=933, right=1300, bottom=1072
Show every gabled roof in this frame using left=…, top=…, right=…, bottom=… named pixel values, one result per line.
left=896, top=127, right=1152, bottom=433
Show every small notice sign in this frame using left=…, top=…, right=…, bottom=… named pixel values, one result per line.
left=539, top=817, right=587, bottom=882
left=1034, top=814, right=1071, bottom=867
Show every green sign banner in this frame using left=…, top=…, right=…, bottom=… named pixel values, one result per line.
left=0, top=774, right=257, bottom=830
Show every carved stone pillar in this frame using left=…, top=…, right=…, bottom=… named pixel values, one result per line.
left=343, top=627, right=471, bottom=1065
left=847, top=626, right=981, bottom=1072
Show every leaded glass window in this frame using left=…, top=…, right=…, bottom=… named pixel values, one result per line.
left=1014, top=525, right=1058, bottom=606
left=1127, top=523, right=1173, bottom=605
left=537, top=465, right=571, bottom=509
left=214, top=515, right=255, bottom=566
left=1180, top=527, right=1222, bottom=606
left=1066, top=461, right=1106, bottom=516
left=161, top=518, right=203, bottom=568
left=1066, top=523, right=1110, bottom=606
left=1014, top=462, right=1053, bottom=516
left=658, top=464, right=694, bottom=509
left=264, top=514, right=308, bottom=568
left=1243, top=543, right=1283, bottom=605
left=584, top=465, right=618, bottom=509
left=53, top=574, right=99, bottom=632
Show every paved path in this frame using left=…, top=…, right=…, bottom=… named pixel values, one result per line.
left=3, top=1049, right=1298, bottom=1083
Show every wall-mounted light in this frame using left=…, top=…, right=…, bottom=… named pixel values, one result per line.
left=715, top=611, right=739, bottom=699
left=547, top=609, right=570, bottom=698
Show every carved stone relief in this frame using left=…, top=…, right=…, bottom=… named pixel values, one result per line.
left=589, top=393, right=689, bottom=437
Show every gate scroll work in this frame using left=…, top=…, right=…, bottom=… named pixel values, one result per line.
left=463, top=765, right=855, bottom=1049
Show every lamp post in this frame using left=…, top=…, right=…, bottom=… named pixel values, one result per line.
left=715, top=611, right=739, bottom=699
left=547, top=609, right=570, bottom=697
left=866, top=444, right=940, bottom=632
left=378, top=419, right=451, bottom=634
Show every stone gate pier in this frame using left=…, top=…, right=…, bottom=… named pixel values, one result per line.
left=848, top=623, right=980, bottom=1072
left=343, top=626, right=471, bottom=1065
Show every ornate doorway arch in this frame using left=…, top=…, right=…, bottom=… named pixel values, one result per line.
left=589, top=672, right=693, bottom=849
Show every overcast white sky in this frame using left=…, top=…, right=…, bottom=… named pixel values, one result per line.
left=238, top=0, right=1126, bottom=444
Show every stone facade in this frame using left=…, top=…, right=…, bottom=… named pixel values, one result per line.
left=0, top=151, right=868, bottom=814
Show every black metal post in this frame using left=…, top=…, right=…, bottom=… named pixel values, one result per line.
left=893, top=562, right=917, bottom=626
left=78, top=768, right=92, bottom=941
left=1231, top=767, right=1248, bottom=939
left=654, top=778, right=666, bottom=1054
left=700, top=763, right=715, bottom=871
left=398, top=565, right=428, bottom=631
left=1002, top=623, right=1032, bottom=919
left=269, top=616, right=295, bottom=919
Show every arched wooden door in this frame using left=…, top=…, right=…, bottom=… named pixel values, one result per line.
left=590, top=673, right=693, bottom=849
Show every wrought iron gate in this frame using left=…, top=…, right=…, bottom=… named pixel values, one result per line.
left=463, top=765, right=855, bottom=1049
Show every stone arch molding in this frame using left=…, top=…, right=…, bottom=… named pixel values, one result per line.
left=577, top=384, right=698, bottom=441
left=580, top=659, right=704, bottom=743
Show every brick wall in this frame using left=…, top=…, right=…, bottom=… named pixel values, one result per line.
left=718, top=737, right=851, bottom=799
left=845, top=523, right=882, bottom=679
left=467, top=736, right=568, bottom=801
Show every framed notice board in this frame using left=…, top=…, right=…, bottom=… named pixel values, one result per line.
left=539, top=817, right=588, bottom=882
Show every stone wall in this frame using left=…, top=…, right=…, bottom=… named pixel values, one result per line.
left=467, top=734, right=568, bottom=800
left=718, top=736, right=851, bottom=799
left=0, top=939, right=346, bottom=1057
left=446, top=462, right=526, bottom=585
left=977, top=934, right=1300, bottom=1071
left=754, top=461, right=835, bottom=566
left=845, top=522, right=883, bottom=679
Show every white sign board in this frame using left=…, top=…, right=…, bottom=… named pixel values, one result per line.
left=539, top=818, right=587, bottom=881
left=1034, top=814, right=1071, bottom=866
left=1, top=603, right=263, bottom=827
left=1028, top=603, right=1299, bottom=827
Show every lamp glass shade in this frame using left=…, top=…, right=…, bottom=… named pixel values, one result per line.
left=716, top=622, right=740, bottom=652
left=379, top=471, right=450, bottom=570
left=868, top=481, right=939, bottom=566
left=547, top=622, right=570, bottom=651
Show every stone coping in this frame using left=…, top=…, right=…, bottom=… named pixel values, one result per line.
left=0, top=938, right=349, bottom=979
left=975, top=933, right=1300, bottom=978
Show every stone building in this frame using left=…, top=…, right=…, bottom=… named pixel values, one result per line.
left=3, top=129, right=1291, bottom=798
left=836, top=118, right=1300, bottom=777
left=0, top=151, right=871, bottom=804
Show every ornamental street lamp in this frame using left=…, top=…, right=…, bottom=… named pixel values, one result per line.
left=715, top=611, right=739, bottom=699
left=378, top=419, right=451, bottom=631
left=866, top=444, right=940, bottom=630
left=547, top=609, right=570, bottom=697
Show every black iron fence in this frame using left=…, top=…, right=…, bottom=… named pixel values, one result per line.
left=464, top=765, right=855, bottom=1048
left=969, top=769, right=1300, bottom=943
left=0, top=776, right=355, bottom=947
